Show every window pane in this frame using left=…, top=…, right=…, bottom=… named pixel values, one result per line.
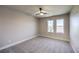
left=56, top=19, right=64, bottom=33
left=57, top=19, right=64, bottom=26
left=56, top=27, right=64, bottom=33
left=48, top=20, right=54, bottom=32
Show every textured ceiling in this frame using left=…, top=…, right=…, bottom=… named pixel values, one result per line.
left=4, top=5, right=72, bottom=18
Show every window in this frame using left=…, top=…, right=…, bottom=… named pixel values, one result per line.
left=47, top=19, right=64, bottom=34
left=47, top=20, right=54, bottom=32
left=56, top=19, right=64, bottom=33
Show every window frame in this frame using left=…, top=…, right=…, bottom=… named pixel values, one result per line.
left=55, top=19, right=64, bottom=34
left=47, top=20, right=54, bottom=33
left=47, top=18, right=64, bottom=35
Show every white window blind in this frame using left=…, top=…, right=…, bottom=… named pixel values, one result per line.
left=56, top=19, right=64, bottom=33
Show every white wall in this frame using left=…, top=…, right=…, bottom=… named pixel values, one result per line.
left=0, top=6, right=39, bottom=49
left=70, top=6, right=79, bottom=52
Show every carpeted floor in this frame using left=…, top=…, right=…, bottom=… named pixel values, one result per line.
left=0, top=36, right=74, bottom=53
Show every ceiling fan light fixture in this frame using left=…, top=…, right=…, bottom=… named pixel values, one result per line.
left=40, top=13, right=44, bottom=15
left=34, top=8, right=48, bottom=16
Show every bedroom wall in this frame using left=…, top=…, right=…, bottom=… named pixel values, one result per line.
left=39, top=14, right=69, bottom=41
left=70, top=6, right=79, bottom=52
left=0, top=6, right=39, bottom=50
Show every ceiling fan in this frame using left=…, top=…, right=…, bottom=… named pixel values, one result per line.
left=34, top=8, right=48, bottom=16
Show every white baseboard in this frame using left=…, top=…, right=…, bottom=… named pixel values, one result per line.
left=70, top=43, right=77, bottom=53
left=0, top=34, right=38, bottom=51
left=39, top=34, right=69, bottom=42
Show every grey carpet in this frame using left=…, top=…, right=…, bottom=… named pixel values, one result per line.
left=0, top=36, right=74, bottom=53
